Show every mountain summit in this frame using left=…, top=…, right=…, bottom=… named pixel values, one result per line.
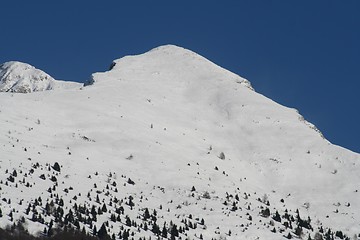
left=0, top=61, right=56, bottom=93
left=0, top=61, right=81, bottom=93
left=85, top=45, right=253, bottom=90
left=0, top=45, right=359, bottom=240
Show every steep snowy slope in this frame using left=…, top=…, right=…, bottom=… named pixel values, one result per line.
left=0, top=61, right=81, bottom=93
left=0, top=45, right=359, bottom=240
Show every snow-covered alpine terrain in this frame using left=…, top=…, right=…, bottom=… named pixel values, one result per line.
left=0, top=61, right=81, bottom=93
left=0, top=45, right=359, bottom=240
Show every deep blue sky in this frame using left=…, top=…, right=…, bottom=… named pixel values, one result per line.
left=1, top=1, right=359, bottom=153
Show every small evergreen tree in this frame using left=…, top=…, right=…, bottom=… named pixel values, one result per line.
left=144, top=222, right=148, bottom=231
left=126, top=216, right=132, bottom=227
left=52, top=162, right=61, bottom=172
left=98, top=223, right=109, bottom=239
left=102, top=203, right=107, bottom=213
left=144, top=208, right=150, bottom=220
left=152, top=222, right=160, bottom=235
left=162, top=224, right=168, bottom=238
left=93, top=225, right=97, bottom=236
left=170, top=224, right=179, bottom=238
left=295, top=226, right=303, bottom=237
left=273, top=211, right=281, bottom=222
left=335, top=231, right=344, bottom=239
left=261, top=207, right=270, bottom=218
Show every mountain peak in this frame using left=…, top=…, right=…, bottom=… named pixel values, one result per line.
left=86, top=45, right=253, bottom=90
left=147, top=44, right=196, bottom=56
left=0, top=61, right=55, bottom=93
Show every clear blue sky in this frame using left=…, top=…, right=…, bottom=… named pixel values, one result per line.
left=1, top=1, right=359, bottom=153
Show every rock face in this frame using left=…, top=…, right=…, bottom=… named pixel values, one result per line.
left=0, top=61, right=55, bottom=93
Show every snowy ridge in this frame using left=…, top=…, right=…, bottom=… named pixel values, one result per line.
left=0, top=45, right=359, bottom=240
left=86, top=45, right=253, bottom=90
left=0, top=61, right=81, bottom=93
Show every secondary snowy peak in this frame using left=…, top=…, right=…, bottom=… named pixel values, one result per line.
left=0, top=61, right=57, bottom=93
left=85, top=45, right=253, bottom=90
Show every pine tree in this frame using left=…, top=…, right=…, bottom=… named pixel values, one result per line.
left=295, top=226, right=303, bottom=237
left=52, top=162, right=61, bottom=172
left=335, top=231, right=344, bottom=239
left=144, top=222, right=148, bottom=231
left=162, top=224, right=168, bottom=238
left=98, top=207, right=103, bottom=215
left=98, top=223, right=109, bottom=239
left=59, top=198, right=64, bottom=207
left=45, top=202, right=50, bottom=215
left=273, top=211, right=281, bottom=222
left=152, top=222, right=160, bottom=235
left=128, top=197, right=135, bottom=209
left=102, top=203, right=107, bottom=213
left=123, top=230, right=130, bottom=240
left=144, top=208, right=150, bottom=220
left=170, top=224, right=179, bottom=238
left=126, top=215, right=132, bottom=227
left=261, top=207, right=271, bottom=217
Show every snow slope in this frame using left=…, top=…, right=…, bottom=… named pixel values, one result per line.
left=0, top=45, right=359, bottom=240
left=0, top=61, right=81, bottom=93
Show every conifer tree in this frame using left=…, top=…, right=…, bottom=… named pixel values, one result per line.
left=152, top=222, right=160, bottom=235
left=98, top=223, right=109, bottom=239
left=273, top=211, right=281, bottom=222
left=144, top=208, right=150, bottom=220
left=102, top=203, right=107, bottom=213
left=162, top=224, right=168, bottom=238
left=170, top=224, right=179, bottom=238
left=126, top=215, right=132, bottom=227
left=143, top=222, right=148, bottom=231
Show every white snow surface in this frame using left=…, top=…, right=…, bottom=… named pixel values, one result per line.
left=0, top=45, right=359, bottom=239
left=0, top=61, right=81, bottom=93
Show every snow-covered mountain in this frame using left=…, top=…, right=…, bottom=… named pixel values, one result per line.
left=0, top=45, right=359, bottom=240
left=0, top=61, right=81, bottom=93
